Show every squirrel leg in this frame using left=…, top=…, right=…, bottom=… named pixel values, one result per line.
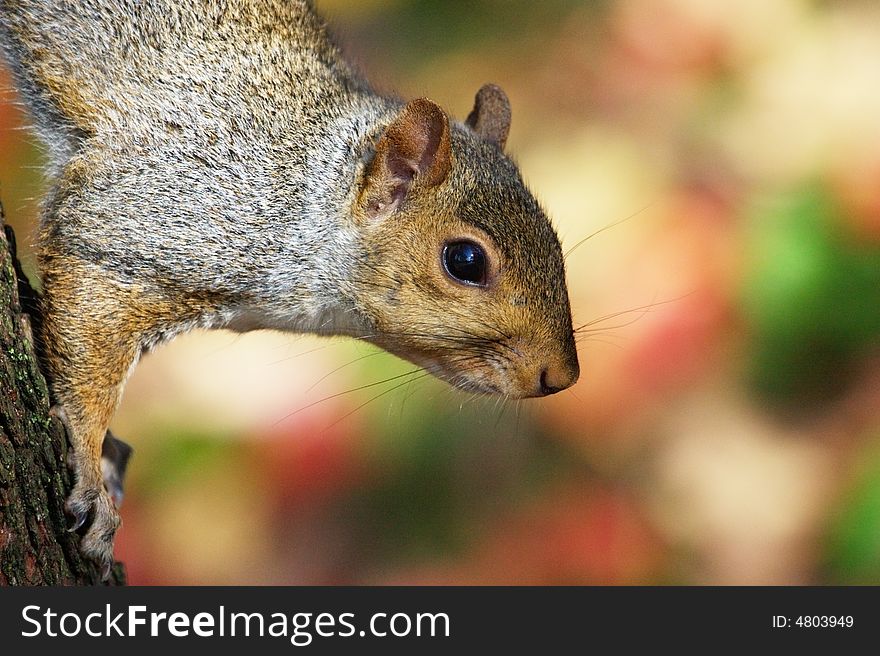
left=50, top=408, right=132, bottom=507
left=55, top=401, right=123, bottom=578
left=40, top=260, right=148, bottom=575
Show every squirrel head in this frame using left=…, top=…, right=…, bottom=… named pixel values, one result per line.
left=350, top=85, right=579, bottom=398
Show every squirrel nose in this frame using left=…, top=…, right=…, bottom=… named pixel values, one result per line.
left=538, top=359, right=579, bottom=396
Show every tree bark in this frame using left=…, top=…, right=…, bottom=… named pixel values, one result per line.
left=0, top=202, right=125, bottom=585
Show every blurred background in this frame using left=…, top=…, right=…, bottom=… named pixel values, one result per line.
left=2, top=0, right=880, bottom=584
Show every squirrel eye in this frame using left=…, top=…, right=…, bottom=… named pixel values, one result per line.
left=443, top=240, right=487, bottom=286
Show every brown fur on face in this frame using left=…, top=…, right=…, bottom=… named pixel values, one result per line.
left=352, top=99, right=579, bottom=398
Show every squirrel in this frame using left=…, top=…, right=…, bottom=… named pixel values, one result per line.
left=0, top=0, right=580, bottom=575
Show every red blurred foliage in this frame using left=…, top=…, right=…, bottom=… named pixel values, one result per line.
left=619, top=190, right=738, bottom=392
left=621, top=289, right=728, bottom=396
left=254, top=418, right=372, bottom=513
left=384, top=483, right=665, bottom=585
left=831, top=152, right=880, bottom=244
left=472, top=485, right=663, bottom=584
left=113, top=501, right=157, bottom=585
left=612, top=2, right=728, bottom=75
left=544, top=189, right=737, bottom=441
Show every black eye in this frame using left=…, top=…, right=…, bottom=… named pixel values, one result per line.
left=443, top=240, right=487, bottom=286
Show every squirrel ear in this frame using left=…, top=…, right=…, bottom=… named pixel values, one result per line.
left=465, top=84, right=511, bottom=149
left=362, top=98, right=452, bottom=220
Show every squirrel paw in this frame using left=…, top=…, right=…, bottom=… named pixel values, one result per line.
left=66, top=482, right=121, bottom=579
left=101, top=431, right=134, bottom=508
left=51, top=404, right=134, bottom=506
left=51, top=405, right=124, bottom=578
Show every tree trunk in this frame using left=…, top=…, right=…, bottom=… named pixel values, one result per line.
left=0, top=202, right=125, bottom=585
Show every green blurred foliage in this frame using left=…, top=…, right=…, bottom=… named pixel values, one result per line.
left=325, top=0, right=596, bottom=70
left=354, top=404, right=578, bottom=561
left=825, top=439, right=880, bottom=583
left=744, top=186, right=880, bottom=408
left=136, top=432, right=246, bottom=494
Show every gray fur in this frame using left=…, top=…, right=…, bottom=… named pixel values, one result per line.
left=1, top=1, right=403, bottom=340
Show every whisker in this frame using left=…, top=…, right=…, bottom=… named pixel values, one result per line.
left=266, top=341, right=336, bottom=366
left=574, top=335, right=624, bottom=349
left=564, top=385, right=584, bottom=406
left=573, top=329, right=627, bottom=343
left=304, top=350, right=383, bottom=393
left=274, top=367, right=423, bottom=425
left=514, top=399, right=522, bottom=440
left=493, top=395, right=509, bottom=429
left=563, top=201, right=656, bottom=260
left=322, top=371, right=434, bottom=432
left=573, top=292, right=693, bottom=333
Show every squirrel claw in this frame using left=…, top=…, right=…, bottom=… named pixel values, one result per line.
left=66, top=482, right=121, bottom=573
left=66, top=505, right=89, bottom=533
left=49, top=403, right=70, bottom=426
